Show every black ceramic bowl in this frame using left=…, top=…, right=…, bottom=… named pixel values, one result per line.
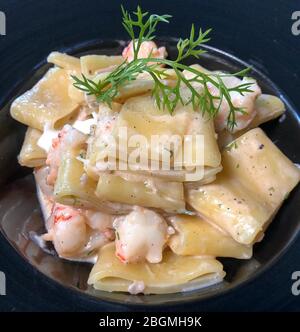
left=0, top=38, right=299, bottom=307
left=0, top=0, right=300, bottom=311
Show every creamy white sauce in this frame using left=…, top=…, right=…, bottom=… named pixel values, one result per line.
left=181, top=273, right=224, bottom=292
left=80, top=173, right=89, bottom=186
left=128, top=281, right=145, bottom=295
left=73, top=116, right=97, bottom=135
left=38, top=113, right=96, bottom=153
left=279, top=113, right=287, bottom=123
left=37, top=123, right=59, bottom=152
left=84, top=210, right=114, bottom=232
left=167, top=226, right=175, bottom=235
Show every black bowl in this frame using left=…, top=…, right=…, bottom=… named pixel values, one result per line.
left=0, top=39, right=299, bottom=307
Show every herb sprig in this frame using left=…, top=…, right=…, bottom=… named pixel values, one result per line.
left=121, top=5, right=172, bottom=61
left=72, top=5, right=253, bottom=130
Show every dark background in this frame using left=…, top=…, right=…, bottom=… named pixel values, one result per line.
left=0, top=0, right=299, bottom=311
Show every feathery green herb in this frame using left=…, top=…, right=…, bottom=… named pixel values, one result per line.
left=72, top=5, right=254, bottom=130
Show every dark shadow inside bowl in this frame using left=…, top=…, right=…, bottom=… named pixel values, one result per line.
left=0, top=39, right=299, bottom=306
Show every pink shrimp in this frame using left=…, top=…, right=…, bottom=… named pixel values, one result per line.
left=114, top=207, right=169, bottom=264
left=46, top=125, right=86, bottom=186
left=46, top=203, right=87, bottom=257
left=122, top=40, right=167, bottom=63
left=43, top=204, right=116, bottom=258
left=45, top=127, right=68, bottom=186
left=213, top=76, right=262, bottom=133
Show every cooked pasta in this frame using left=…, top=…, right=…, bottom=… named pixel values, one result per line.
left=47, top=52, right=81, bottom=73
left=80, top=55, right=124, bottom=76
left=11, top=68, right=79, bottom=131
left=95, top=173, right=186, bottom=213
left=18, top=128, right=47, bottom=167
left=168, top=215, right=252, bottom=258
left=88, top=243, right=225, bottom=294
left=187, top=128, right=300, bottom=245
left=9, top=8, right=300, bottom=294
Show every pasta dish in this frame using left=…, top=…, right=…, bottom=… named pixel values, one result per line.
left=10, top=6, right=300, bottom=295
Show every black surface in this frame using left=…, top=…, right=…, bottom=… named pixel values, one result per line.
left=0, top=0, right=300, bottom=311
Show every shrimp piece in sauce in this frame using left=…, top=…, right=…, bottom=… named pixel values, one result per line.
left=213, top=76, right=261, bottom=133
left=114, top=207, right=170, bottom=264
left=45, top=204, right=87, bottom=257
left=46, top=125, right=86, bottom=186
left=122, top=40, right=167, bottom=63
left=43, top=204, right=115, bottom=258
